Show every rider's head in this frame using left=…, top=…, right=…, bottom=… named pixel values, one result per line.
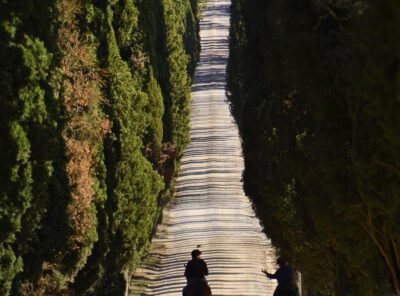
left=276, top=257, right=287, bottom=267
left=191, top=249, right=202, bottom=259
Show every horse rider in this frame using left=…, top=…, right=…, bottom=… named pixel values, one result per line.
left=183, top=249, right=209, bottom=295
left=262, top=257, right=297, bottom=296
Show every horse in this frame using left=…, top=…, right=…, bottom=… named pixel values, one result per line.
left=273, top=285, right=299, bottom=296
left=184, top=280, right=212, bottom=296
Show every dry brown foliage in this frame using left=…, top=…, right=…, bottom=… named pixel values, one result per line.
left=144, top=142, right=177, bottom=182
left=131, top=51, right=146, bottom=70
left=57, top=0, right=110, bottom=251
left=21, top=263, right=71, bottom=296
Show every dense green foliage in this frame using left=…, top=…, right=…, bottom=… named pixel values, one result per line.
left=0, top=0, right=202, bottom=294
left=228, top=1, right=399, bottom=295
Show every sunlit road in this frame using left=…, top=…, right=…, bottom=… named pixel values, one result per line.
left=129, top=1, right=277, bottom=295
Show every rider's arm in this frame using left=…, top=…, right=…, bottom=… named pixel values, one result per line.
left=262, top=269, right=276, bottom=279
left=203, top=261, right=209, bottom=276
left=184, top=262, right=189, bottom=278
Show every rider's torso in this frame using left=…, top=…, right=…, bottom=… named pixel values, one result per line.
left=185, top=259, right=208, bottom=280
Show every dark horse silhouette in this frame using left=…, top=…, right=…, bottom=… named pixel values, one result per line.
left=185, top=280, right=212, bottom=296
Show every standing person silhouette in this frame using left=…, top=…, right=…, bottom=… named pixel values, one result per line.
left=183, top=249, right=210, bottom=296
left=262, top=258, right=297, bottom=296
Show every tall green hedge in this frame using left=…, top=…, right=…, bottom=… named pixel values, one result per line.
left=228, top=1, right=399, bottom=295
left=0, top=0, right=202, bottom=295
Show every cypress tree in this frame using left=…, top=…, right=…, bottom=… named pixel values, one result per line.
left=0, top=0, right=202, bottom=294
left=228, top=0, right=399, bottom=294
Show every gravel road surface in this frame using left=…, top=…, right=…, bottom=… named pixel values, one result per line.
left=129, top=1, right=277, bottom=295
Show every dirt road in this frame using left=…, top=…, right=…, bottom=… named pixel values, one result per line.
left=129, top=1, right=277, bottom=295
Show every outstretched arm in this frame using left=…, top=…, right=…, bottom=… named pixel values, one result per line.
left=262, top=269, right=276, bottom=279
